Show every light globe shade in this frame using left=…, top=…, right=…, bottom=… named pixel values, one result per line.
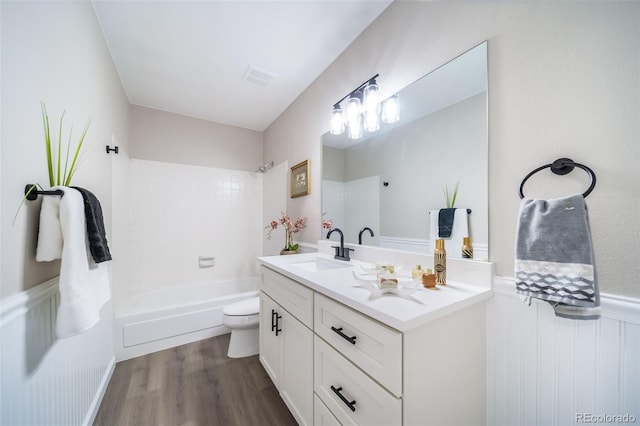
left=382, top=93, right=400, bottom=124
left=363, top=82, right=380, bottom=114
left=364, top=110, right=379, bottom=133
left=330, top=106, right=344, bottom=135
left=345, top=96, right=361, bottom=123
left=347, top=119, right=363, bottom=139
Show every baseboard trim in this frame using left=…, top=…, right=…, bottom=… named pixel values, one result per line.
left=83, top=356, right=116, bottom=426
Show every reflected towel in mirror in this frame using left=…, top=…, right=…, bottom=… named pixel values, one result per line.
left=429, top=208, right=470, bottom=258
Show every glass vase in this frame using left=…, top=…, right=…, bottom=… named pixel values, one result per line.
left=280, top=229, right=298, bottom=255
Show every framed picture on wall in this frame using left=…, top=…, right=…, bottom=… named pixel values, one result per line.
left=290, top=160, right=310, bottom=198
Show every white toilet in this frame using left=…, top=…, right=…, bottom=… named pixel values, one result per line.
left=222, top=296, right=260, bottom=358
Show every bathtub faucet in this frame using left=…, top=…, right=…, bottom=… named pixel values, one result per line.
left=326, top=228, right=353, bottom=261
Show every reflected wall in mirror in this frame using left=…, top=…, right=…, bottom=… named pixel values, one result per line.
left=322, top=42, right=488, bottom=260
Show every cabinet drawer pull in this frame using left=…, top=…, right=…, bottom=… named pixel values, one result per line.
left=330, top=385, right=356, bottom=412
left=331, top=326, right=357, bottom=344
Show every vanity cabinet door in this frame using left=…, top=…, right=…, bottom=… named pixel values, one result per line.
left=259, top=290, right=313, bottom=426
left=280, top=308, right=313, bottom=426
left=259, top=292, right=281, bottom=388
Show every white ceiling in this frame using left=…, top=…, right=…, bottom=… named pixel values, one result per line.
left=92, top=0, right=393, bottom=132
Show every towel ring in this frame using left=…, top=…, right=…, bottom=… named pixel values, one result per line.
left=519, top=158, right=596, bottom=199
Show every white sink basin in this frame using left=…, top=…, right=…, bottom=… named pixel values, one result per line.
left=292, top=258, right=352, bottom=272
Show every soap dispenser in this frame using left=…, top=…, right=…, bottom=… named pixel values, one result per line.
left=434, top=239, right=447, bottom=285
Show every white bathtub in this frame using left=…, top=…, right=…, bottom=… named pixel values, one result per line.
left=115, top=277, right=259, bottom=361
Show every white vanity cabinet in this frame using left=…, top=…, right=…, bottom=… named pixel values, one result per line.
left=259, top=267, right=314, bottom=426
left=259, top=257, right=490, bottom=426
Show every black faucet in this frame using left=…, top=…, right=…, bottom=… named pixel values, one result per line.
left=326, top=228, right=354, bottom=261
left=358, top=227, right=374, bottom=245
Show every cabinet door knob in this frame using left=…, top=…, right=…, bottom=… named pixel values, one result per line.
left=331, top=326, right=357, bottom=344
left=330, top=385, right=356, bottom=412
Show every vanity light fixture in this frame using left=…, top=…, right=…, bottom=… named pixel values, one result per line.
left=330, top=73, right=399, bottom=140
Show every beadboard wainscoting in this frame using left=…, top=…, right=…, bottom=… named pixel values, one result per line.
left=0, top=277, right=115, bottom=426
left=488, top=277, right=640, bottom=426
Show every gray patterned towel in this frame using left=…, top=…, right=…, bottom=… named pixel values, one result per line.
left=515, top=194, right=600, bottom=320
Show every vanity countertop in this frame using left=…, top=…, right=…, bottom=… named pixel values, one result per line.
left=258, top=252, right=493, bottom=332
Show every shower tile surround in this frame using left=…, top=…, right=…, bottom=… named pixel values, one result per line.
left=124, top=160, right=263, bottom=306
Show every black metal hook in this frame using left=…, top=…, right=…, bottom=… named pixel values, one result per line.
left=519, top=158, right=596, bottom=199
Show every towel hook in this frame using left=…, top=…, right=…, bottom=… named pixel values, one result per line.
left=519, top=158, right=596, bottom=199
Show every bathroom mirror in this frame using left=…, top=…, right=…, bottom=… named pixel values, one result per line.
left=321, top=42, right=488, bottom=259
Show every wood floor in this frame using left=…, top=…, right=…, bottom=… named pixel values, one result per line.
left=94, top=334, right=297, bottom=426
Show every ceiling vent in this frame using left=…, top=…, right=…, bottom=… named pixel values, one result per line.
left=242, top=65, right=276, bottom=88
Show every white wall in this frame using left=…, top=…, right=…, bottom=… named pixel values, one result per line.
left=129, top=104, right=263, bottom=172
left=0, top=1, right=127, bottom=424
left=262, top=161, right=289, bottom=256
left=264, top=1, right=640, bottom=299
left=1, top=0, right=129, bottom=298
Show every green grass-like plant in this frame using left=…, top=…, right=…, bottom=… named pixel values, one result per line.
left=443, top=181, right=460, bottom=208
left=12, top=104, right=91, bottom=225
left=41, top=102, right=91, bottom=187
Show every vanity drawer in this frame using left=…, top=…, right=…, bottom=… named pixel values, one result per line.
left=314, top=294, right=402, bottom=396
left=260, top=266, right=313, bottom=328
left=314, top=394, right=341, bottom=426
left=314, top=336, right=402, bottom=426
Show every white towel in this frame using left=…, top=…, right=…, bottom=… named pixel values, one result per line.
left=36, top=186, right=111, bottom=338
left=35, top=194, right=63, bottom=261
left=429, top=208, right=470, bottom=258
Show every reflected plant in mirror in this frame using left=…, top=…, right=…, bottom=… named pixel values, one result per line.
left=321, top=42, right=488, bottom=260
left=443, top=181, right=460, bottom=208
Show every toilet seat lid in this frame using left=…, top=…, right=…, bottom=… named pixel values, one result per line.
left=223, top=296, right=260, bottom=316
